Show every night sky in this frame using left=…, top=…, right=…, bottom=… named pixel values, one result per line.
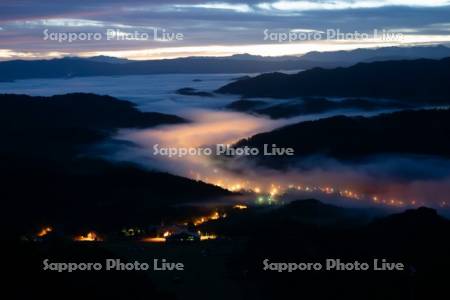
left=1, top=0, right=450, bottom=59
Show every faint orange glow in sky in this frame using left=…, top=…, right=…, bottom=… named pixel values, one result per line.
left=2, top=35, right=450, bottom=60
left=78, top=35, right=450, bottom=60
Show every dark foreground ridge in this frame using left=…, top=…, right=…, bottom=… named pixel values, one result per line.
left=6, top=199, right=450, bottom=300
left=0, top=93, right=231, bottom=232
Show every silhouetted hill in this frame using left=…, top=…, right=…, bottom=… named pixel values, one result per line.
left=175, top=87, right=214, bottom=97
left=225, top=99, right=268, bottom=112
left=0, top=93, right=231, bottom=232
left=226, top=97, right=412, bottom=119
left=277, top=199, right=364, bottom=218
left=85, top=55, right=130, bottom=64
left=234, top=205, right=450, bottom=300
left=267, top=199, right=379, bottom=227
left=369, top=207, right=449, bottom=233
left=300, top=45, right=450, bottom=64
left=202, top=199, right=380, bottom=237
left=234, top=108, right=450, bottom=164
left=217, top=57, right=450, bottom=103
left=0, top=93, right=185, bottom=158
left=2, top=157, right=232, bottom=233
left=0, top=93, right=185, bottom=130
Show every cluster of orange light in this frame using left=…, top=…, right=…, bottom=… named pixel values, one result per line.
left=291, top=185, right=425, bottom=208
left=209, top=177, right=255, bottom=193
left=142, top=237, right=166, bottom=243
left=233, top=204, right=248, bottom=210
left=213, top=178, right=281, bottom=197
left=73, top=231, right=102, bottom=242
left=141, top=230, right=171, bottom=243
left=339, top=189, right=360, bottom=200
left=192, top=211, right=225, bottom=226
left=36, top=226, right=53, bottom=237
left=199, top=233, right=217, bottom=240
left=202, top=172, right=449, bottom=209
left=228, top=184, right=242, bottom=192
left=190, top=168, right=450, bottom=209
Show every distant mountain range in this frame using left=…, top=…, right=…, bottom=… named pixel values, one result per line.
left=84, top=55, right=130, bottom=64
left=217, top=57, right=450, bottom=103
left=1, top=45, right=450, bottom=82
left=0, top=56, right=326, bottom=82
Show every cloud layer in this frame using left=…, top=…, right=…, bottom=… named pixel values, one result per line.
left=1, top=0, right=450, bottom=59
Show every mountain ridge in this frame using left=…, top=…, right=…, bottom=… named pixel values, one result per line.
left=217, top=57, right=450, bottom=103
left=2, top=45, right=450, bottom=81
